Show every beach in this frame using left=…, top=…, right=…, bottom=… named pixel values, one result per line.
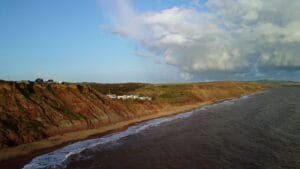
left=0, top=100, right=215, bottom=169
left=65, top=86, right=300, bottom=169
left=0, top=81, right=264, bottom=168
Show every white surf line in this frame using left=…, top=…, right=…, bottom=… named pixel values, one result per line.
left=22, top=92, right=262, bottom=169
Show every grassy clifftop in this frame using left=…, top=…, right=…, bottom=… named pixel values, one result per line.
left=91, top=82, right=262, bottom=104
left=0, top=81, right=263, bottom=149
left=130, top=82, right=261, bottom=104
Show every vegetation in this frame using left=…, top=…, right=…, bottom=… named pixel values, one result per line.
left=0, top=112, right=46, bottom=147
left=0, top=81, right=263, bottom=148
left=90, top=83, right=146, bottom=95
left=61, top=109, right=85, bottom=121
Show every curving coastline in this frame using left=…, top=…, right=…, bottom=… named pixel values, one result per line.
left=23, top=93, right=261, bottom=169
left=0, top=81, right=263, bottom=168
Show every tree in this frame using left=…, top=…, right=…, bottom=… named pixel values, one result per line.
left=47, top=79, right=54, bottom=83
left=35, top=78, right=44, bottom=83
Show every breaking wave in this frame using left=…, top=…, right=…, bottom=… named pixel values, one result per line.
left=22, top=93, right=259, bottom=169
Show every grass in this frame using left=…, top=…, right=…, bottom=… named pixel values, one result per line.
left=90, top=83, right=146, bottom=95
left=0, top=112, right=46, bottom=147
left=61, top=109, right=85, bottom=121
left=0, top=81, right=263, bottom=149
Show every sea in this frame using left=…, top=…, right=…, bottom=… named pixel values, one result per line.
left=23, top=86, right=300, bottom=169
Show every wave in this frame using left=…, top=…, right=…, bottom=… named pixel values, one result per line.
left=22, top=93, right=259, bottom=169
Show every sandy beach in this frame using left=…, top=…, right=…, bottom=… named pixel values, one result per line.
left=0, top=100, right=218, bottom=169
left=66, top=86, right=300, bottom=169
left=0, top=81, right=264, bottom=169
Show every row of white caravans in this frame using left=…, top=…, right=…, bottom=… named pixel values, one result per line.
left=106, top=94, right=152, bottom=101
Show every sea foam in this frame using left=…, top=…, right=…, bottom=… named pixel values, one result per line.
left=22, top=93, right=259, bottom=169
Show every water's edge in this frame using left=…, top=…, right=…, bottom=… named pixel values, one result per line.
left=23, top=92, right=264, bottom=169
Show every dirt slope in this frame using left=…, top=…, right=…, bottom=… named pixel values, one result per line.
left=0, top=81, right=262, bottom=148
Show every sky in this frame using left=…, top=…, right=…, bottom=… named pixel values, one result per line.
left=0, top=0, right=299, bottom=83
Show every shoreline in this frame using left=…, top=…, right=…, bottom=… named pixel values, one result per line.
left=0, top=92, right=260, bottom=169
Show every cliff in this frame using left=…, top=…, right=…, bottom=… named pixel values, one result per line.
left=0, top=81, right=262, bottom=149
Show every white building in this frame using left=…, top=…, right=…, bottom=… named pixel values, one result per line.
left=107, top=94, right=117, bottom=99
left=108, top=93, right=152, bottom=101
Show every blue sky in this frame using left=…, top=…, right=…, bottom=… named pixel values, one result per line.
left=0, top=0, right=184, bottom=82
left=1, top=0, right=299, bottom=82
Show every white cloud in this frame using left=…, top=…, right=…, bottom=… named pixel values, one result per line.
left=101, top=0, right=300, bottom=81
left=180, top=72, right=193, bottom=81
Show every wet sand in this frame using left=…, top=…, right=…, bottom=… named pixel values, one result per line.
left=66, top=86, right=300, bottom=169
left=0, top=101, right=219, bottom=169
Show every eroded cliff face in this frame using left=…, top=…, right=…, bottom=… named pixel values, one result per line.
left=0, top=82, right=262, bottom=148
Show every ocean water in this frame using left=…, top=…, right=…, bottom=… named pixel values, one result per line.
left=23, top=86, right=300, bottom=169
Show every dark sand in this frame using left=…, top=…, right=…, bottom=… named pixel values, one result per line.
left=0, top=101, right=214, bottom=169
left=66, top=86, right=300, bottom=169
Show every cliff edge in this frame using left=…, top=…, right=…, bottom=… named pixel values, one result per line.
left=0, top=81, right=263, bottom=149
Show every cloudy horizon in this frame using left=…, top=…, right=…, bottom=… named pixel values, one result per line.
left=1, top=0, right=299, bottom=82
left=101, top=0, right=300, bottom=82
